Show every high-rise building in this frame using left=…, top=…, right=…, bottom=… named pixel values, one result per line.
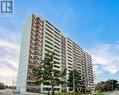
left=84, top=52, right=94, bottom=87
left=17, top=13, right=94, bottom=93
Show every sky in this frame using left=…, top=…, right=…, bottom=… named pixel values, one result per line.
left=0, top=0, right=119, bottom=85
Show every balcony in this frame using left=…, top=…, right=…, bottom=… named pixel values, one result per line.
left=34, top=46, right=42, bottom=51
left=34, top=42, right=41, bottom=47
left=29, top=62, right=41, bottom=67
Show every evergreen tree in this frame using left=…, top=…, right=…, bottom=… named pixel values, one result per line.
left=67, top=69, right=86, bottom=94
left=95, top=79, right=119, bottom=92
left=32, top=52, right=66, bottom=95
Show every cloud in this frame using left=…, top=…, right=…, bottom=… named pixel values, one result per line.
left=88, top=42, right=119, bottom=82
left=0, top=26, right=21, bottom=44
left=0, top=39, right=19, bottom=50
left=0, top=42, right=20, bottom=85
left=0, top=26, right=20, bottom=86
left=0, top=58, right=17, bottom=71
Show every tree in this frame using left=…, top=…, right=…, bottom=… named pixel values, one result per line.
left=32, top=52, right=66, bottom=95
left=95, top=79, right=119, bottom=92
left=106, top=79, right=118, bottom=91
left=0, top=82, right=6, bottom=90
left=80, top=77, right=86, bottom=93
left=67, top=69, right=86, bottom=94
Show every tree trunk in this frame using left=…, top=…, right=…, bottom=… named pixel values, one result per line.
left=48, top=88, right=50, bottom=95
left=75, top=88, right=78, bottom=94
left=51, top=85, right=54, bottom=95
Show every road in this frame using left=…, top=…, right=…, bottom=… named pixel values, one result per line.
left=1, top=89, right=119, bottom=95
left=103, top=91, right=119, bottom=95
left=0, top=89, right=13, bottom=95
left=0, top=89, right=45, bottom=95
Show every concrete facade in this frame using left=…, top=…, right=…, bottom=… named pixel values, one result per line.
left=17, top=13, right=94, bottom=93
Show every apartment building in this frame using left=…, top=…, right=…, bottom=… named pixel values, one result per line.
left=17, top=13, right=94, bottom=93
left=84, top=53, right=94, bottom=87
